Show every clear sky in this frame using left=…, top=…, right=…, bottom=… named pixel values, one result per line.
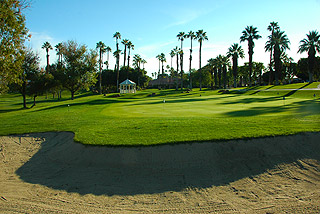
left=24, top=0, right=320, bottom=77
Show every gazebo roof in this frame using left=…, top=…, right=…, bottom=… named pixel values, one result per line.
left=120, top=79, right=136, bottom=85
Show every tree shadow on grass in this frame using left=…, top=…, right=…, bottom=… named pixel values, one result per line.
left=283, top=82, right=312, bottom=97
left=223, top=99, right=320, bottom=117
left=221, top=96, right=281, bottom=105
left=249, top=85, right=275, bottom=95
left=30, top=98, right=129, bottom=113
left=15, top=132, right=320, bottom=196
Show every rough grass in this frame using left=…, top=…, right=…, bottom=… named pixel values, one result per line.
left=0, top=82, right=319, bottom=146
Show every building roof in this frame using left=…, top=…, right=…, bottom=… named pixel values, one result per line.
left=120, top=79, right=136, bottom=85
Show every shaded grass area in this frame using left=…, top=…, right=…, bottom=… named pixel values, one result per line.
left=1, top=85, right=320, bottom=146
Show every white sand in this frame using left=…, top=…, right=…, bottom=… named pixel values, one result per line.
left=0, top=132, right=319, bottom=213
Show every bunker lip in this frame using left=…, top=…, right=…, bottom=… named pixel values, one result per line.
left=1, top=132, right=319, bottom=213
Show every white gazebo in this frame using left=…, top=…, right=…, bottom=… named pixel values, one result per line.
left=120, top=79, right=136, bottom=94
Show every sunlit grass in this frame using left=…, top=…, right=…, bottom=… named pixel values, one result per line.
left=0, top=83, right=319, bottom=146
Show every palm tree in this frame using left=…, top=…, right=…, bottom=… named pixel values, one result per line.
left=170, top=49, right=175, bottom=68
left=127, top=41, right=134, bottom=68
left=187, top=31, right=196, bottom=70
left=55, top=43, right=64, bottom=63
left=265, top=30, right=290, bottom=85
left=173, top=46, right=180, bottom=75
left=160, top=53, right=166, bottom=74
left=105, top=46, right=112, bottom=70
left=113, top=32, right=121, bottom=92
left=177, top=32, right=186, bottom=89
left=196, top=30, right=208, bottom=90
left=156, top=54, right=161, bottom=77
left=266, top=22, right=280, bottom=84
left=240, top=26, right=261, bottom=87
left=96, top=41, right=107, bottom=94
left=141, top=59, right=147, bottom=69
left=298, top=30, right=320, bottom=83
left=42, top=41, right=53, bottom=72
left=227, top=43, right=244, bottom=88
left=121, top=39, right=129, bottom=67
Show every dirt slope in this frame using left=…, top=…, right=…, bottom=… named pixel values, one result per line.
left=0, top=132, right=319, bottom=213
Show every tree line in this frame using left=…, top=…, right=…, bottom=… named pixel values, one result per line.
left=1, top=1, right=319, bottom=108
left=152, top=23, right=320, bottom=90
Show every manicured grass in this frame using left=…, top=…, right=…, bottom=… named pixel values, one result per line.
left=0, top=83, right=320, bottom=146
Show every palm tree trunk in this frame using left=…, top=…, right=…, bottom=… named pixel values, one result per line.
left=199, top=41, right=202, bottom=91
left=268, top=48, right=273, bottom=85
left=248, top=55, right=252, bottom=87
left=223, top=65, right=227, bottom=89
left=233, top=57, right=238, bottom=88
left=214, top=69, right=218, bottom=87
left=99, top=49, right=102, bottom=94
left=127, top=48, right=130, bottom=68
left=308, top=54, right=315, bottom=83
left=210, top=69, right=213, bottom=90
left=123, top=46, right=127, bottom=67
left=46, top=49, right=49, bottom=73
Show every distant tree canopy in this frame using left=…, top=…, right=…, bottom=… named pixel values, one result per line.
left=0, top=0, right=30, bottom=93
left=297, top=57, right=320, bottom=81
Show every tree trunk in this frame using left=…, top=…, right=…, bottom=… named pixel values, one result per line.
left=31, top=95, right=37, bottom=108
left=22, top=81, right=27, bottom=108
left=210, top=70, right=214, bottom=90
left=71, top=91, right=75, bottom=100
left=274, top=48, right=281, bottom=85
left=214, top=69, right=218, bottom=87
left=199, top=41, right=202, bottom=91
left=99, top=49, right=102, bottom=94
left=233, top=57, right=238, bottom=88
left=248, top=42, right=253, bottom=87
left=123, top=46, right=127, bottom=67
left=308, top=54, right=315, bottom=83
left=223, top=65, right=227, bottom=89
left=218, top=67, right=222, bottom=89
left=268, top=48, right=273, bottom=85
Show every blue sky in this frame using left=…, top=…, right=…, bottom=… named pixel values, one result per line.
left=25, top=0, right=320, bottom=77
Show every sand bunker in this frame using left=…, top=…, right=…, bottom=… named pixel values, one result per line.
left=0, top=132, right=319, bottom=213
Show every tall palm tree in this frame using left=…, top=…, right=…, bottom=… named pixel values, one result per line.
left=266, top=22, right=280, bottom=85
left=160, top=53, right=166, bottom=74
left=298, top=30, right=320, bottom=83
left=96, top=41, right=107, bottom=94
left=127, top=41, right=134, bottom=68
left=105, top=46, right=112, bottom=70
left=121, top=39, right=129, bottom=67
left=265, top=30, right=290, bottom=85
left=141, top=59, right=147, bottom=69
left=173, top=46, right=180, bottom=75
left=42, top=41, right=53, bottom=72
left=55, top=43, right=64, bottom=63
left=177, top=32, right=186, bottom=89
left=196, top=30, right=208, bottom=90
left=186, top=31, right=196, bottom=72
left=113, top=32, right=121, bottom=92
left=170, top=49, right=175, bottom=68
left=156, top=54, right=161, bottom=77
left=227, top=43, right=244, bottom=88
left=240, top=25, right=261, bottom=87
